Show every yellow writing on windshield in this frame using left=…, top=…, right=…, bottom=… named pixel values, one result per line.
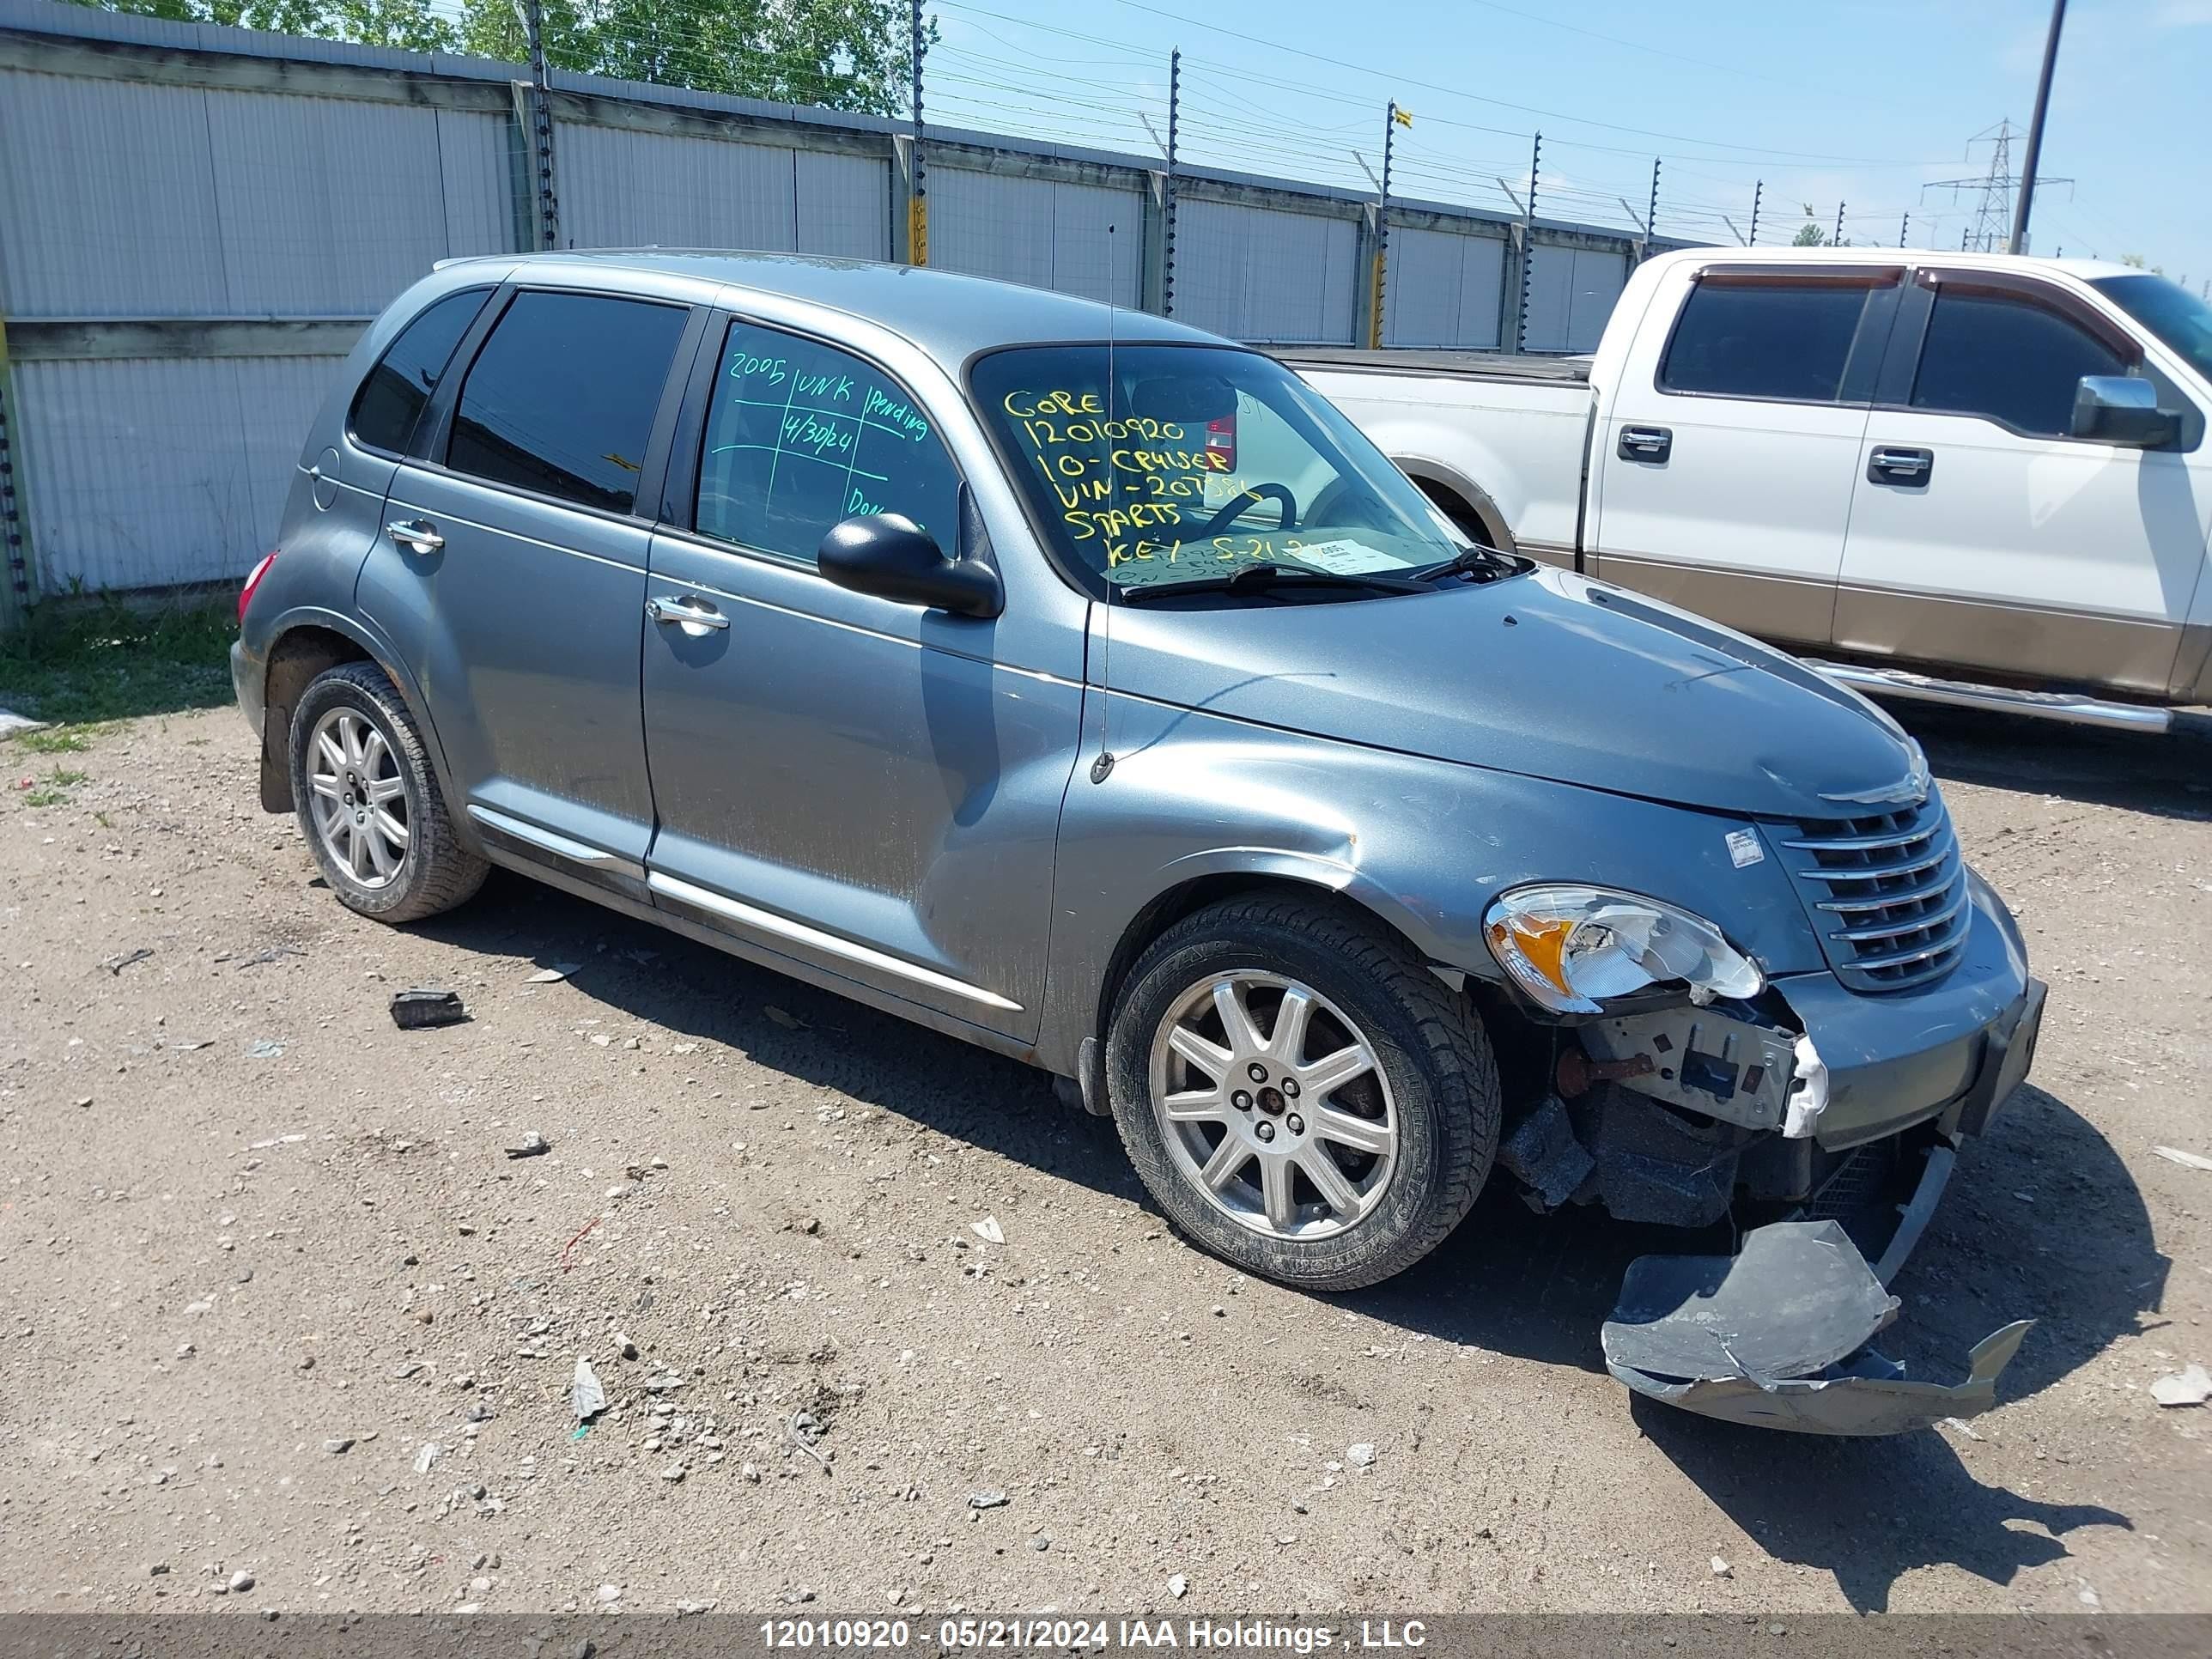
left=1001, top=388, right=1229, bottom=545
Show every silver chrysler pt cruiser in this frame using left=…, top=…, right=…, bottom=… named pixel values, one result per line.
left=234, top=252, right=2045, bottom=1433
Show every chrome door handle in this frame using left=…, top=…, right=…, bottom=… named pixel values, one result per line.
left=1618, top=425, right=1673, bottom=463
left=646, top=594, right=730, bottom=631
left=386, top=518, right=444, bottom=551
left=1868, top=446, right=1934, bottom=484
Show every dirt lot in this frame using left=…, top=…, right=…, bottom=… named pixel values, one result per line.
left=3, top=700, right=2209, bottom=1618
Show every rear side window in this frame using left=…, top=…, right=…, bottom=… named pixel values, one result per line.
left=447, top=291, right=688, bottom=514
left=1660, top=281, right=1872, bottom=403
left=694, top=319, right=959, bottom=565
left=1910, top=289, right=2128, bottom=438
left=348, top=288, right=490, bottom=455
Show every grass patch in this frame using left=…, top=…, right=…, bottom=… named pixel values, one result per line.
left=21, top=764, right=88, bottom=807
left=16, top=727, right=92, bottom=753
left=0, top=596, right=236, bottom=726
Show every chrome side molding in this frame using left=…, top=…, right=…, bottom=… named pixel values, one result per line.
left=466, top=804, right=647, bottom=880
left=645, top=872, right=1024, bottom=1013
left=1807, top=660, right=2172, bottom=733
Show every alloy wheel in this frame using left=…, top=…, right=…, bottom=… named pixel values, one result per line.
left=306, top=707, right=410, bottom=889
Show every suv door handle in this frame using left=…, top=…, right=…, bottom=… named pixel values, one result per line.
left=646, top=594, right=730, bottom=632
left=386, top=518, right=444, bottom=552
left=1868, top=446, right=1934, bottom=484
left=1618, top=425, right=1672, bottom=463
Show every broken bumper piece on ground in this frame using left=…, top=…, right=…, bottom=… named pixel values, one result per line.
left=1601, top=1218, right=2033, bottom=1436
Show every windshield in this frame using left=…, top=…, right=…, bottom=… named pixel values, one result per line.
left=2091, top=273, right=2212, bottom=384
left=970, top=343, right=1473, bottom=599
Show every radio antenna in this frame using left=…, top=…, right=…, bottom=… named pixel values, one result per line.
left=1090, top=228, right=1119, bottom=785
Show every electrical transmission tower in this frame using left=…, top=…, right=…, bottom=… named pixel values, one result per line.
left=1923, top=119, right=2070, bottom=252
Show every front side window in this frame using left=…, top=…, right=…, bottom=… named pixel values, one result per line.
left=1659, top=280, right=1872, bottom=403
left=971, top=343, right=1473, bottom=599
left=349, top=287, right=490, bottom=455
left=2091, top=272, right=2212, bottom=385
left=447, top=291, right=688, bottom=514
left=694, top=319, right=960, bottom=563
left=1911, top=288, right=2127, bottom=437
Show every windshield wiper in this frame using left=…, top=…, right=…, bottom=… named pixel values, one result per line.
left=1117, top=562, right=1426, bottom=604
left=1410, top=543, right=1518, bottom=583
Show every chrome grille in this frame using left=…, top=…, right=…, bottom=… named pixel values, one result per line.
left=1779, top=792, right=1968, bottom=993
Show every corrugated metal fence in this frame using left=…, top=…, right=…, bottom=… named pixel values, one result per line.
left=0, top=0, right=1684, bottom=617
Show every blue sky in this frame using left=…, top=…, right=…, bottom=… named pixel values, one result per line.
left=927, top=0, right=2211, bottom=286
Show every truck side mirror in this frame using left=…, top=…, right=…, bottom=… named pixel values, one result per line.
left=817, top=514, right=1004, bottom=619
left=2071, top=375, right=2177, bottom=448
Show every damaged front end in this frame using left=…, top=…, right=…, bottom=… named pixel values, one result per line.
left=1493, top=941, right=2045, bottom=1436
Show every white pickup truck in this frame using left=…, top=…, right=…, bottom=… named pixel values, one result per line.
left=1285, top=246, right=2212, bottom=731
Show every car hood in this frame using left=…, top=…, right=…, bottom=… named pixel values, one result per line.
left=1100, top=566, right=1919, bottom=819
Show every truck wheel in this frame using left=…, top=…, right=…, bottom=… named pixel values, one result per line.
left=1105, top=896, right=1499, bottom=1291
left=289, top=662, right=487, bottom=924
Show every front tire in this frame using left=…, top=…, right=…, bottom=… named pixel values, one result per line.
left=1105, top=896, right=1500, bottom=1291
left=289, top=661, right=487, bottom=923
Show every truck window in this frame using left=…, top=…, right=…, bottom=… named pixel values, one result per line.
left=1660, top=282, right=1870, bottom=403
left=348, top=287, right=490, bottom=456
left=1910, top=288, right=2128, bottom=438
left=446, top=291, right=688, bottom=514
left=695, top=319, right=959, bottom=566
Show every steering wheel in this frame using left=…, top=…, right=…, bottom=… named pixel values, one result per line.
left=1190, top=481, right=1297, bottom=540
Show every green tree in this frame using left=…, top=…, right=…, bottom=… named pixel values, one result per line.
left=1792, top=222, right=1827, bottom=246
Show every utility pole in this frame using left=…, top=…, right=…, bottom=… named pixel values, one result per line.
left=1368, top=101, right=1401, bottom=349
left=908, top=0, right=927, bottom=265
left=1164, top=49, right=1179, bottom=315
left=522, top=0, right=560, bottom=250
left=1516, top=131, right=1540, bottom=354
left=1721, top=215, right=1747, bottom=246
left=1899, top=212, right=1910, bottom=248
left=2012, top=0, right=2067, bottom=253
left=1748, top=179, right=1762, bottom=246
left=1645, top=157, right=1661, bottom=256
left=1926, top=118, right=2069, bottom=253
left=1833, top=202, right=1845, bottom=246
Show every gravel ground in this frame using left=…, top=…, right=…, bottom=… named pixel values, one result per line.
left=3, top=702, right=2209, bottom=1618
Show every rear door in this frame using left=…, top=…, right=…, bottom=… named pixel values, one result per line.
left=1590, top=265, right=1899, bottom=649
left=360, top=286, right=699, bottom=883
left=1835, top=267, right=2207, bottom=696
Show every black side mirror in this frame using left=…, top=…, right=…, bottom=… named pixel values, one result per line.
left=2071, top=375, right=2177, bottom=447
left=817, top=514, right=1003, bottom=618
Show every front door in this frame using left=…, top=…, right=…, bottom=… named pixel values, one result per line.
left=362, top=288, right=694, bottom=872
left=1591, top=265, right=1898, bottom=649
left=1836, top=269, right=2212, bottom=696
left=640, top=315, right=1083, bottom=1041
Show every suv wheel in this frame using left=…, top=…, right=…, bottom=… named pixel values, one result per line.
left=289, top=662, right=487, bottom=923
left=1105, top=896, right=1500, bottom=1291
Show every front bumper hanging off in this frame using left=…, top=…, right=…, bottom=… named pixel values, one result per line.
left=1596, top=977, right=2046, bottom=1436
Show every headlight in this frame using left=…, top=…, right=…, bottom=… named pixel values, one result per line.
left=1482, top=884, right=1764, bottom=1014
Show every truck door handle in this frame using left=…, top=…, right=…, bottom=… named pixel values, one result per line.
left=386, top=518, right=444, bottom=552
left=1868, top=446, right=1934, bottom=484
left=1618, top=425, right=1672, bottom=463
left=646, top=594, right=730, bottom=632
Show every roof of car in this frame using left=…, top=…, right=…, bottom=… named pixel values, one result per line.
left=454, top=248, right=1228, bottom=361
left=1640, top=244, right=2145, bottom=283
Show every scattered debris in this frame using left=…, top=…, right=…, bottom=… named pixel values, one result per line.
left=101, top=946, right=153, bottom=975
left=614, top=1332, right=638, bottom=1360
left=504, top=1130, right=550, bottom=1159
left=228, top=1571, right=255, bottom=1595
left=2152, top=1146, right=2212, bottom=1173
left=174, top=1038, right=213, bottom=1051
left=244, top=1039, right=285, bottom=1060
left=596, top=1585, right=623, bottom=1605
left=1942, top=1416, right=1984, bottom=1442
left=765, top=1005, right=807, bottom=1030
left=321, top=1437, right=353, bottom=1455
left=390, top=988, right=467, bottom=1030
left=1167, top=1574, right=1188, bottom=1599
left=571, top=1357, right=607, bottom=1421
left=660, top=1463, right=686, bottom=1483
left=559, top=1215, right=603, bottom=1272
left=2150, top=1364, right=2211, bottom=1407
left=234, top=945, right=306, bottom=969
left=1346, top=1443, right=1377, bottom=1468
left=787, top=1410, right=831, bottom=1471
left=1710, top=1557, right=1732, bottom=1578
left=246, top=1132, right=307, bottom=1150
left=526, top=963, right=582, bottom=983
left=969, top=1216, right=1006, bottom=1245
left=967, top=1489, right=1010, bottom=1510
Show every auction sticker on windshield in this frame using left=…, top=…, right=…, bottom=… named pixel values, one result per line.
left=1283, top=538, right=1405, bottom=575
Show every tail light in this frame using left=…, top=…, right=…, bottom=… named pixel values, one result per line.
left=1205, top=415, right=1237, bottom=472
left=239, top=549, right=278, bottom=622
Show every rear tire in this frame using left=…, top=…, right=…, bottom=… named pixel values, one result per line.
left=1105, top=896, right=1499, bottom=1291
left=289, top=661, right=487, bottom=924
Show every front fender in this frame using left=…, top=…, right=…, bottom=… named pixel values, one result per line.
left=1033, top=695, right=1825, bottom=1076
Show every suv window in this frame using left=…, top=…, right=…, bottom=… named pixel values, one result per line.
left=1911, top=287, right=2128, bottom=437
left=447, top=291, right=688, bottom=514
left=1660, top=281, right=1871, bottom=403
left=696, top=319, right=959, bottom=564
left=348, top=287, right=490, bottom=455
